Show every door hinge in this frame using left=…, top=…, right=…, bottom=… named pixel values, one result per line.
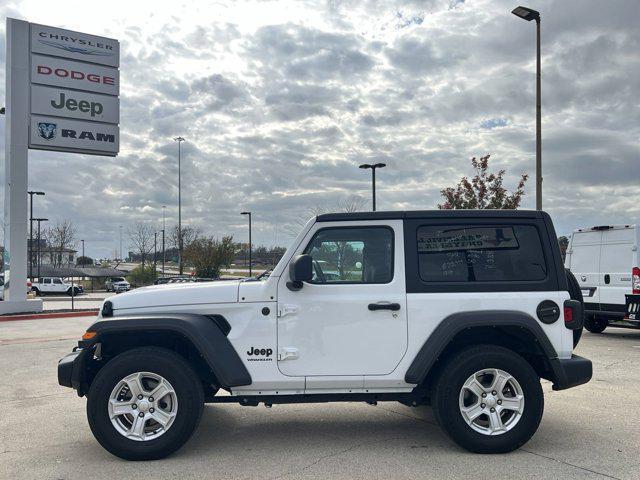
left=277, top=305, right=298, bottom=318
left=278, top=347, right=299, bottom=361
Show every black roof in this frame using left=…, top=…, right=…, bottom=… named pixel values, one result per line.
left=316, top=210, right=545, bottom=222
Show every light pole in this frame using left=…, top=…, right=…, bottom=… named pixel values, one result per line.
left=27, top=190, right=45, bottom=279
left=173, top=136, right=185, bottom=274
left=80, top=239, right=85, bottom=267
left=153, top=231, right=157, bottom=275
left=512, top=5, right=542, bottom=210
left=34, top=218, right=48, bottom=279
left=162, top=205, right=166, bottom=276
left=119, top=225, right=123, bottom=261
left=241, top=211, right=252, bottom=277
left=359, top=163, right=386, bottom=211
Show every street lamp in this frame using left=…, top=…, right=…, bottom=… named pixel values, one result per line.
left=241, top=211, right=252, bottom=277
left=80, top=239, right=85, bottom=267
left=173, top=136, right=185, bottom=274
left=119, top=225, right=123, bottom=261
left=28, top=190, right=45, bottom=279
left=359, top=163, right=386, bottom=211
left=162, top=205, right=166, bottom=276
left=512, top=5, right=542, bottom=210
left=33, top=218, right=48, bottom=279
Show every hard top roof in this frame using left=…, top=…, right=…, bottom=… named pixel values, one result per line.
left=317, top=210, right=545, bottom=222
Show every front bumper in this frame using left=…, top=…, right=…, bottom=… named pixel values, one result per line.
left=58, top=348, right=88, bottom=393
left=550, top=354, right=592, bottom=391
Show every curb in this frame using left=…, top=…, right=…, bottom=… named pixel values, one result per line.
left=0, top=310, right=99, bottom=322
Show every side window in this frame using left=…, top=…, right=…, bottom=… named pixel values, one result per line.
left=417, top=225, right=547, bottom=282
left=304, top=227, right=394, bottom=284
left=44, top=278, right=52, bottom=284
left=53, top=278, right=63, bottom=284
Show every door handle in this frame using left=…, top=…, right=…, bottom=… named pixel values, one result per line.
left=368, top=302, right=401, bottom=311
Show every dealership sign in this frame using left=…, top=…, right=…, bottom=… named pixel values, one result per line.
left=26, top=23, right=120, bottom=156
left=3, top=18, right=121, bottom=306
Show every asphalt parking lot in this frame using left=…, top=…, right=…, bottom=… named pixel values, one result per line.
left=1, top=316, right=639, bottom=480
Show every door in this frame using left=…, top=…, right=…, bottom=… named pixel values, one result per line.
left=568, top=231, right=601, bottom=305
left=52, top=277, right=65, bottom=293
left=276, top=220, right=407, bottom=379
left=599, top=228, right=634, bottom=309
left=41, top=278, right=53, bottom=293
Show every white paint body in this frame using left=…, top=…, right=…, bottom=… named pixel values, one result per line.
left=565, top=225, right=639, bottom=309
left=104, top=218, right=574, bottom=396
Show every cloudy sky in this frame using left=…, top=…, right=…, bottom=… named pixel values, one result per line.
left=1, top=0, right=638, bottom=258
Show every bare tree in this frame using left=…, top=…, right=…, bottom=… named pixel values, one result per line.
left=128, top=222, right=155, bottom=272
left=46, top=219, right=77, bottom=268
left=285, top=194, right=367, bottom=237
left=168, top=225, right=201, bottom=251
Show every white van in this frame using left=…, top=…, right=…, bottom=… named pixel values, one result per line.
left=564, top=224, right=640, bottom=332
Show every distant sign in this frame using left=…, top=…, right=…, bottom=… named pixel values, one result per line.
left=417, top=227, right=519, bottom=253
left=30, top=115, right=119, bottom=155
left=25, top=23, right=120, bottom=156
left=31, top=54, right=119, bottom=96
left=30, top=23, right=119, bottom=67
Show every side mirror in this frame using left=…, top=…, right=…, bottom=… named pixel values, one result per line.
left=287, top=254, right=313, bottom=291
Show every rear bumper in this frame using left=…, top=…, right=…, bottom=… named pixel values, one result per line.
left=58, top=348, right=87, bottom=393
left=550, top=355, right=592, bottom=391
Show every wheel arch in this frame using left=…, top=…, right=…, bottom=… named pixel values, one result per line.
left=405, top=311, right=560, bottom=391
left=78, top=314, right=251, bottom=395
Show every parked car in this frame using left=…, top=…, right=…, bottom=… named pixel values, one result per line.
left=564, top=224, right=640, bottom=332
left=32, top=277, right=82, bottom=296
left=105, top=277, right=130, bottom=293
left=59, top=210, right=590, bottom=460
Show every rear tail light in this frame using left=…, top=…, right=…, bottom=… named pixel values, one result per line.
left=564, top=306, right=573, bottom=323
left=633, top=267, right=640, bottom=294
left=563, top=300, right=583, bottom=330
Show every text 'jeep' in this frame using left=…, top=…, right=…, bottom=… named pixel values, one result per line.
left=58, top=210, right=592, bottom=460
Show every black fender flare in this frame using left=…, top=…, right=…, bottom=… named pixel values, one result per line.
left=404, top=310, right=558, bottom=385
left=83, top=313, right=251, bottom=388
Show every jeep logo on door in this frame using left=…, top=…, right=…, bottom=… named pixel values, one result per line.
left=246, top=347, right=274, bottom=361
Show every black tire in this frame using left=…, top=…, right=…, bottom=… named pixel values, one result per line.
left=584, top=315, right=608, bottom=334
left=432, top=345, right=544, bottom=454
left=565, top=269, right=584, bottom=347
left=32, top=287, right=41, bottom=296
left=87, top=346, right=204, bottom=460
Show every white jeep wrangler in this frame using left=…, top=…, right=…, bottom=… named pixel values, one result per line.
left=58, top=210, right=591, bottom=460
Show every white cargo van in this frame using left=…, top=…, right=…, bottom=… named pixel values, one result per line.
left=565, top=224, right=640, bottom=332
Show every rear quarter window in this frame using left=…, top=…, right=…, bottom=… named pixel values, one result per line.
left=417, top=225, right=547, bottom=283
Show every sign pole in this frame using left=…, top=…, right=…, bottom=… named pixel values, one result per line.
left=3, top=19, right=39, bottom=311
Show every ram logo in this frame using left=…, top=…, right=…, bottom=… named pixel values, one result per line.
left=37, top=122, right=57, bottom=140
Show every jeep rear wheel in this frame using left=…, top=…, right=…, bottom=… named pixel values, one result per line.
left=87, top=347, right=204, bottom=460
left=432, top=345, right=543, bottom=453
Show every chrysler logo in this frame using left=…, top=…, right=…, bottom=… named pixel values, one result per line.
left=38, top=39, right=113, bottom=57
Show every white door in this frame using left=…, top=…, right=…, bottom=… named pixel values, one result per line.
left=568, top=231, right=601, bottom=304
left=276, top=220, right=407, bottom=380
left=599, top=228, right=634, bottom=308
left=41, top=278, right=53, bottom=293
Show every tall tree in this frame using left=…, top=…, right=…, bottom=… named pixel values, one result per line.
left=183, top=235, right=237, bottom=278
left=169, top=225, right=201, bottom=251
left=46, top=219, right=77, bottom=268
left=438, top=155, right=528, bottom=210
left=128, top=222, right=155, bottom=272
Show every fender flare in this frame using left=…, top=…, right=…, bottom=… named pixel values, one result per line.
left=404, top=310, right=557, bottom=385
left=83, top=313, right=252, bottom=388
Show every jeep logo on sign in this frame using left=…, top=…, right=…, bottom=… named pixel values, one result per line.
left=37, top=122, right=57, bottom=140
left=51, top=92, right=103, bottom=117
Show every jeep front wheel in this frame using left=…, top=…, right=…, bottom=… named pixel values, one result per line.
left=87, top=346, right=204, bottom=460
left=432, top=345, right=543, bottom=453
